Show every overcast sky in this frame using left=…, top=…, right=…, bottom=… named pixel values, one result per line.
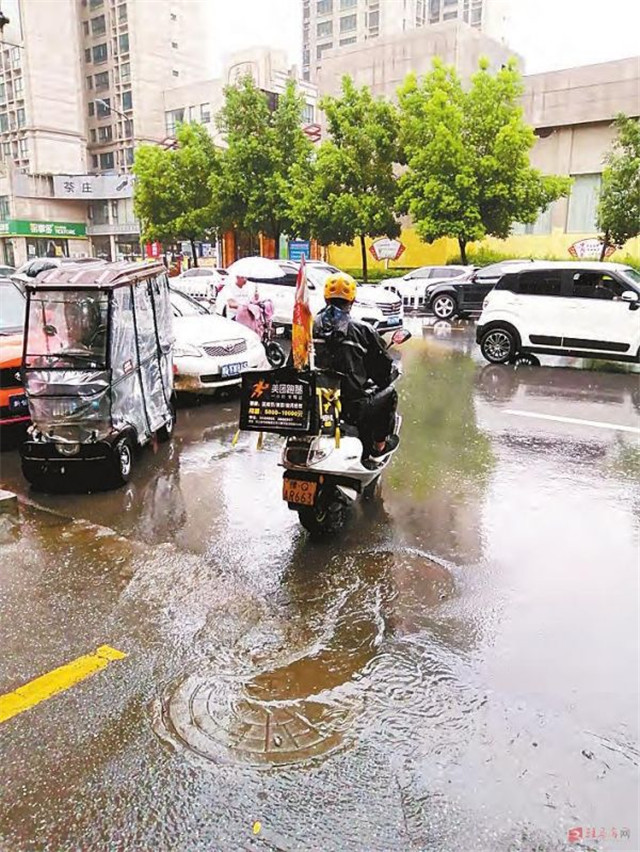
left=208, top=0, right=640, bottom=76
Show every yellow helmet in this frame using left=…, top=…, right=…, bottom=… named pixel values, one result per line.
left=324, top=273, right=357, bottom=303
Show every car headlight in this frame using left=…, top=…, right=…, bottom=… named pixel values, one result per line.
left=174, top=343, right=202, bottom=357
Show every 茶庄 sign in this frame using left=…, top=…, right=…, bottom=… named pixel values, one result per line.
left=53, top=174, right=135, bottom=200
left=0, top=219, right=87, bottom=238
left=239, top=369, right=314, bottom=434
left=369, top=237, right=405, bottom=261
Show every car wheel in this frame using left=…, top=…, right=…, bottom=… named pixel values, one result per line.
left=480, top=327, right=517, bottom=364
left=431, top=294, right=457, bottom=320
left=110, top=435, right=134, bottom=486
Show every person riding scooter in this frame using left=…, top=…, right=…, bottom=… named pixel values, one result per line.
left=313, top=273, right=399, bottom=458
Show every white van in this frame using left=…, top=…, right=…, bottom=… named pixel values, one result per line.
left=476, top=262, right=640, bottom=365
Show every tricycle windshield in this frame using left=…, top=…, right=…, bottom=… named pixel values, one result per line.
left=25, top=290, right=109, bottom=370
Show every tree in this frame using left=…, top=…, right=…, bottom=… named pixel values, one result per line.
left=398, top=58, right=571, bottom=264
left=133, top=123, right=219, bottom=266
left=597, top=115, right=640, bottom=260
left=212, top=75, right=313, bottom=254
left=291, top=76, right=401, bottom=281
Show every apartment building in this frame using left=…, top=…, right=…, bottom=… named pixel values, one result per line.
left=0, top=0, right=211, bottom=265
left=303, top=0, right=512, bottom=81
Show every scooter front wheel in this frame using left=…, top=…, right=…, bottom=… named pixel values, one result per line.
left=297, top=487, right=347, bottom=537
left=265, top=341, right=286, bottom=368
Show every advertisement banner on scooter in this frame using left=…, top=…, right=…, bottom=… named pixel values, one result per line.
left=239, top=368, right=315, bottom=434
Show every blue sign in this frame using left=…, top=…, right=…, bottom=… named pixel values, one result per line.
left=289, top=239, right=310, bottom=262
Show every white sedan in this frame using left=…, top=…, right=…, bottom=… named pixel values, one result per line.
left=173, top=267, right=227, bottom=306
left=380, top=265, right=473, bottom=311
left=170, top=288, right=268, bottom=394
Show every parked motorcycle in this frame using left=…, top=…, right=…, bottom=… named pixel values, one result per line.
left=280, top=329, right=411, bottom=536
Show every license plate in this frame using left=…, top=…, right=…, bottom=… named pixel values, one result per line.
left=283, top=477, right=317, bottom=506
left=9, top=394, right=28, bottom=412
left=221, top=361, right=248, bottom=378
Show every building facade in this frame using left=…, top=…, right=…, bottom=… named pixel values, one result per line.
left=303, top=0, right=511, bottom=81
left=0, top=0, right=211, bottom=266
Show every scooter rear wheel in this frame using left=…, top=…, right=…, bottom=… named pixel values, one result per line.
left=297, top=487, right=347, bottom=537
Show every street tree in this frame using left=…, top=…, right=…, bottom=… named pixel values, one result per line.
left=133, top=122, right=219, bottom=265
left=212, top=75, right=313, bottom=253
left=292, top=76, right=401, bottom=281
left=597, top=114, right=640, bottom=260
left=398, top=58, right=571, bottom=263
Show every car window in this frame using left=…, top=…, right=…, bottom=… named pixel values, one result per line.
left=182, top=268, right=212, bottom=278
left=0, top=281, right=26, bottom=334
left=407, top=269, right=432, bottom=279
left=518, top=271, right=563, bottom=296
left=569, top=272, right=626, bottom=300
left=619, top=267, right=640, bottom=289
left=170, top=290, right=207, bottom=316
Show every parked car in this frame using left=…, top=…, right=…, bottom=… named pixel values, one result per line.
left=170, top=288, right=269, bottom=393
left=426, top=260, right=536, bottom=320
left=173, top=267, right=227, bottom=305
left=0, top=277, right=29, bottom=429
left=380, top=265, right=473, bottom=311
left=476, top=262, right=640, bottom=365
left=0, top=264, right=15, bottom=277
left=217, top=258, right=403, bottom=334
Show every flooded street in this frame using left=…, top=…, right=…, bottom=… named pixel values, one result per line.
left=1, top=323, right=638, bottom=852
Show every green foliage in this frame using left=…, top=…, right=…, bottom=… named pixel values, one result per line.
left=597, top=115, right=640, bottom=255
left=398, top=58, right=571, bottom=263
left=341, top=267, right=412, bottom=282
left=133, top=123, right=219, bottom=255
left=212, top=76, right=312, bottom=246
left=292, top=76, right=401, bottom=279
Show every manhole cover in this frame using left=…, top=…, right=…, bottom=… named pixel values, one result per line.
left=155, top=674, right=357, bottom=768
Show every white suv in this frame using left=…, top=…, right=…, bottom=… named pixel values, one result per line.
left=476, top=262, right=640, bottom=365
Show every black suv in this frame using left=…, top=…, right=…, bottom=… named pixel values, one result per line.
left=427, top=260, right=535, bottom=320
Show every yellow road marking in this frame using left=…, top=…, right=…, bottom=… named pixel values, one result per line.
left=0, top=645, right=127, bottom=725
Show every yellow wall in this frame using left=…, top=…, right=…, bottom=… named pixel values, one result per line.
left=327, top=228, right=640, bottom=270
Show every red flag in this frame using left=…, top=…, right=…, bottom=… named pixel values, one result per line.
left=292, top=255, right=313, bottom=370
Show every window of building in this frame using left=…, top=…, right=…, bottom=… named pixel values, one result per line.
left=118, top=4, right=127, bottom=21
left=567, top=173, right=601, bottom=233
left=92, top=42, right=108, bottom=63
left=120, top=62, right=131, bottom=82
left=10, top=47, right=20, bottom=69
left=96, top=97, right=110, bottom=117
left=91, top=14, right=106, bottom=35
left=99, top=151, right=115, bottom=170
left=172, top=69, right=179, bottom=77
left=122, top=90, right=132, bottom=111
left=317, top=20, right=332, bottom=37
left=86, top=75, right=93, bottom=89
left=125, top=147, right=134, bottom=165
left=302, top=48, right=310, bottom=65
left=340, top=0, right=356, bottom=7
left=97, top=124, right=112, bottom=142
left=303, top=0, right=310, bottom=19
left=165, top=108, right=185, bottom=135
left=88, top=101, right=95, bottom=117
left=85, top=48, right=92, bottom=63
left=316, top=42, right=333, bottom=59
left=367, top=10, right=379, bottom=27
left=94, top=71, right=109, bottom=90
left=0, top=82, right=4, bottom=102
left=171, top=40, right=178, bottom=49
left=302, top=103, right=314, bottom=124
left=0, top=195, right=9, bottom=218
left=91, top=154, right=99, bottom=169
left=90, top=128, right=97, bottom=143
left=89, top=0, right=104, bottom=8
left=18, top=138, right=28, bottom=158
left=428, top=0, right=439, bottom=22
left=119, top=33, right=129, bottom=53
left=200, top=102, right=211, bottom=123
left=90, top=201, right=110, bottom=224
left=83, top=21, right=90, bottom=35
left=339, top=35, right=356, bottom=45
left=340, top=13, right=357, bottom=32
left=303, top=69, right=310, bottom=82
left=16, top=107, right=25, bottom=127
left=511, top=205, right=552, bottom=236
left=14, top=76, right=23, bottom=97
left=317, top=0, right=333, bottom=14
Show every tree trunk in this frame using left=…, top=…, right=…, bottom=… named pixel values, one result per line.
left=360, top=234, right=368, bottom=282
left=458, top=237, right=467, bottom=265
left=190, top=238, right=199, bottom=267
left=599, top=230, right=610, bottom=262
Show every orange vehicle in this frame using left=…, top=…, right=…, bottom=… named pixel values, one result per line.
left=0, top=277, right=29, bottom=428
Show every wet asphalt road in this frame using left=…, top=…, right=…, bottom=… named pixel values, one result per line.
left=0, top=321, right=638, bottom=852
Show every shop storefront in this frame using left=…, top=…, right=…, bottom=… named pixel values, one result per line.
left=0, top=219, right=88, bottom=267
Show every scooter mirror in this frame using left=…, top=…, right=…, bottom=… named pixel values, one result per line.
left=390, top=328, right=411, bottom=347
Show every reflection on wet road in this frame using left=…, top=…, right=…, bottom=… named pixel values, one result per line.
left=0, top=323, right=638, bottom=851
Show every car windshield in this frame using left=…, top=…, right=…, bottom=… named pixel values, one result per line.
left=620, top=267, right=640, bottom=288
left=25, top=290, right=108, bottom=369
left=0, top=280, right=26, bottom=335
left=170, top=289, right=208, bottom=316
left=182, top=268, right=212, bottom=278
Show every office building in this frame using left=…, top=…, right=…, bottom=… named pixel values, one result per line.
left=303, top=0, right=512, bottom=81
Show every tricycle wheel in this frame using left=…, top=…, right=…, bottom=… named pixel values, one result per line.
left=110, top=435, right=134, bottom=486
left=157, top=396, right=177, bottom=442
left=297, top=487, right=347, bottom=537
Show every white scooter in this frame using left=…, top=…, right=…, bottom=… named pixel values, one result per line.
left=280, top=329, right=411, bottom=536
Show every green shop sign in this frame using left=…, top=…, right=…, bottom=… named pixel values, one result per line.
left=0, top=219, right=87, bottom=238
